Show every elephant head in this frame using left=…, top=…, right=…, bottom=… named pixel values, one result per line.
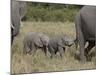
left=19, top=1, right=27, bottom=20
left=61, top=35, right=74, bottom=47
left=11, top=0, right=27, bottom=44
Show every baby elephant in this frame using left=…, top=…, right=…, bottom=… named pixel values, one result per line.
left=48, top=35, right=74, bottom=58
left=23, top=32, right=49, bottom=55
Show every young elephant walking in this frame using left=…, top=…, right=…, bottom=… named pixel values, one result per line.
left=48, top=35, right=74, bottom=58
left=23, top=32, right=49, bottom=56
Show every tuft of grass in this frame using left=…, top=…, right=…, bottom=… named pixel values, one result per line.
left=11, top=21, right=96, bottom=74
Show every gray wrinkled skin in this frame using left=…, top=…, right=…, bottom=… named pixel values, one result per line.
left=23, top=32, right=49, bottom=56
left=75, top=6, right=96, bottom=62
left=48, top=35, right=74, bottom=58
left=11, top=0, right=27, bottom=44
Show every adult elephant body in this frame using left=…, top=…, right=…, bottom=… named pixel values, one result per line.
left=75, top=6, right=96, bottom=62
left=11, top=0, right=27, bottom=44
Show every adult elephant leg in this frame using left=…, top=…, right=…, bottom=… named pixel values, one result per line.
left=78, top=35, right=86, bottom=62
left=75, top=14, right=86, bottom=62
left=85, top=41, right=95, bottom=61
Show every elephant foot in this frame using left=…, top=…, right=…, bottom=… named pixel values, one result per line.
left=74, top=50, right=80, bottom=60
left=80, top=56, right=86, bottom=63
left=74, top=51, right=86, bottom=63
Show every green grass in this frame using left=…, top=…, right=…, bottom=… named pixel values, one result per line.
left=11, top=21, right=96, bottom=74
left=25, top=3, right=79, bottom=22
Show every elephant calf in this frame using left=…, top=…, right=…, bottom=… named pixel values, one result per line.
left=48, top=35, right=74, bottom=58
left=23, top=32, right=49, bottom=55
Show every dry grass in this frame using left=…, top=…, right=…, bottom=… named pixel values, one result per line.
left=11, top=21, right=96, bottom=74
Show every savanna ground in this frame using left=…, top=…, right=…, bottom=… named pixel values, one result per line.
left=11, top=21, right=96, bottom=74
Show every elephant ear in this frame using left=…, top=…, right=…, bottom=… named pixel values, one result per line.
left=58, top=38, right=65, bottom=47
left=19, top=1, right=27, bottom=19
left=61, top=35, right=69, bottom=45
left=40, top=35, right=49, bottom=46
left=34, top=37, right=43, bottom=47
